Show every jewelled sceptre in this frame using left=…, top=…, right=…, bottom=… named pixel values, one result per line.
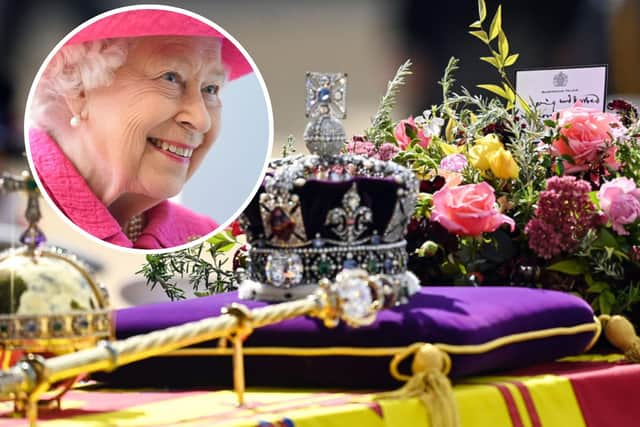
left=0, top=269, right=393, bottom=426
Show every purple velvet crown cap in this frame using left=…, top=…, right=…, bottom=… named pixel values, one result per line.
left=96, top=286, right=597, bottom=388
left=242, top=176, right=405, bottom=247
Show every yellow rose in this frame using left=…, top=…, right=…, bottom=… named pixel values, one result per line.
left=487, top=148, right=520, bottom=179
left=468, top=134, right=503, bottom=170
left=474, top=134, right=503, bottom=151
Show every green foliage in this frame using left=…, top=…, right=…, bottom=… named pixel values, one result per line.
left=365, top=59, right=413, bottom=147
left=439, top=57, right=460, bottom=116
left=468, top=0, right=530, bottom=113
left=617, top=134, right=640, bottom=185
left=282, top=135, right=297, bottom=157
left=137, top=232, right=242, bottom=301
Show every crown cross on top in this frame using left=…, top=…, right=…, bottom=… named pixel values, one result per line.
left=304, top=72, right=348, bottom=157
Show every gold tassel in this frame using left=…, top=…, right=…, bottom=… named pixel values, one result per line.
left=377, top=343, right=459, bottom=427
left=602, top=315, right=640, bottom=362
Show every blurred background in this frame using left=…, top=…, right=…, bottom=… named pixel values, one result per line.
left=1, top=0, right=638, bottom=308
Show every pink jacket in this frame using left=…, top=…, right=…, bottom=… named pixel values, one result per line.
left=29, top=128, right=218, bottom=249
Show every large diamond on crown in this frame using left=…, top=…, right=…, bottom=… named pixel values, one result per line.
left=265, top=253, right=304, bottom=288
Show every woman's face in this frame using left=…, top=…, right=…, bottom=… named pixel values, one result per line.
left=82, top=36, right=225, bottom=201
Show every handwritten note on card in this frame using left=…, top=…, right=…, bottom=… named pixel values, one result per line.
left=515, top=66, right=607, bottom=118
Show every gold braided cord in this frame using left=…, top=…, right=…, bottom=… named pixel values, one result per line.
left=390, top=343, right=429, bottom=381
left=386, top=322, right=599, bottom=381
left=166, top=346, right=410, bottom=357
left=584, top=316, right=603, bottom=352
left=434, top=321, right=599, bottom=355
left=0, top=295, right=321, bottom=397
left=167, top=320, right=600, bottom=361
left=161, top=321, right=599, bottom=383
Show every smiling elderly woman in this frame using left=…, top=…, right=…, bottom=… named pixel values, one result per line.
left=28, top=9, right=252, bottom=249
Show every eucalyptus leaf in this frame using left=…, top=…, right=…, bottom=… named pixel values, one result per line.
left=498, top=30, right=509, bottom=60
left=547, top=259, right=586, bottom=275
left=503, top=84, right=516, bottom=102
left=554, top=158, right=564, bottom=175
left=480, top=56, right=500, bottom=68
left=559, top=154, right=576, bottom=165
left=504, top=53, right=519, bottom=66
left=598, top=291, right=616, bottom=315
left=594, top=228, right=618, bottom=249
left=478, top=0, right=487, bottom=23
left=477, top=83, right=507, bottom=98
left=489, top=5, right=502, bottom=41
left=586, top=280, right=609, bottom=294
left=469, top=30, right=489, bottom=43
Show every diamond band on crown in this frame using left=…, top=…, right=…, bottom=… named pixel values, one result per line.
left=248, top=240, right=408, bottom=288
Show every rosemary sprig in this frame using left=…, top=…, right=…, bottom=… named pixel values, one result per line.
left=365, top=59, right=413, bottom=147
left=439, top=56, right=460, bottom=117
left=282, top=134, right=297, bottom=157
left=137, top=232, right=241, bottom=301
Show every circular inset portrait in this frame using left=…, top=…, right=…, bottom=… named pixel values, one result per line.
left=24, top=5, right=272, bottom=252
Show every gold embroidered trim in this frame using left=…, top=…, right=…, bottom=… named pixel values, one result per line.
left=164, top=320, right=599, bottom=363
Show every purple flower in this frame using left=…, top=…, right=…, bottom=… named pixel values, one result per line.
left=376, top=143, right=400, bottom=161
left=345, top=138, right=376, bottom=157
left=525, top=176, right=600, bottom=259
left=439, top=154, right=467, bottom=172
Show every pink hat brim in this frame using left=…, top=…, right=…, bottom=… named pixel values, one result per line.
left=65, top=9, right=252, bottom=81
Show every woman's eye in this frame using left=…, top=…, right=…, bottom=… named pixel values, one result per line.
left=203, top=84, right=220, bottom=96
left=161, top=72, right=180, bottom=84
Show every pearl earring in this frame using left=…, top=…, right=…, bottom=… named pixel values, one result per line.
left=70, top=115, right=81, bottom=128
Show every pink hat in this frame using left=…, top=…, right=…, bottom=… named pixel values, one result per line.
left=65, top=7, right=252, bottom=81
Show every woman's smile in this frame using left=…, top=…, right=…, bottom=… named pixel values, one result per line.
left=147, top=137, right=197, bottom=163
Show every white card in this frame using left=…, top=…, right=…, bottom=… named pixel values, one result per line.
left=515, top=66, right=607, bottom=118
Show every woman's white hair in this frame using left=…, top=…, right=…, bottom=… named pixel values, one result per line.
left=30, top=39, right=129, bottom=135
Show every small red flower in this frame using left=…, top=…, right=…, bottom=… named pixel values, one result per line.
left=229, top=220, right=244, bottom=237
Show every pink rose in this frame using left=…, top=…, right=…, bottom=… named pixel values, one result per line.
left=394, top=116, right=431, bottom=150
left=431, top=182, right=515, bottom=236
left=551, top=103, right=623, bottom=173
left=597, top=177, right=640, bottom=235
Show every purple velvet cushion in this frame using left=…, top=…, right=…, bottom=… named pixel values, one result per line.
left=97, top=287, right=596, bottom=388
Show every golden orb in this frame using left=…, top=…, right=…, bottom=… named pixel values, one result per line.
left=0, top=246, right=111, bottom=354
